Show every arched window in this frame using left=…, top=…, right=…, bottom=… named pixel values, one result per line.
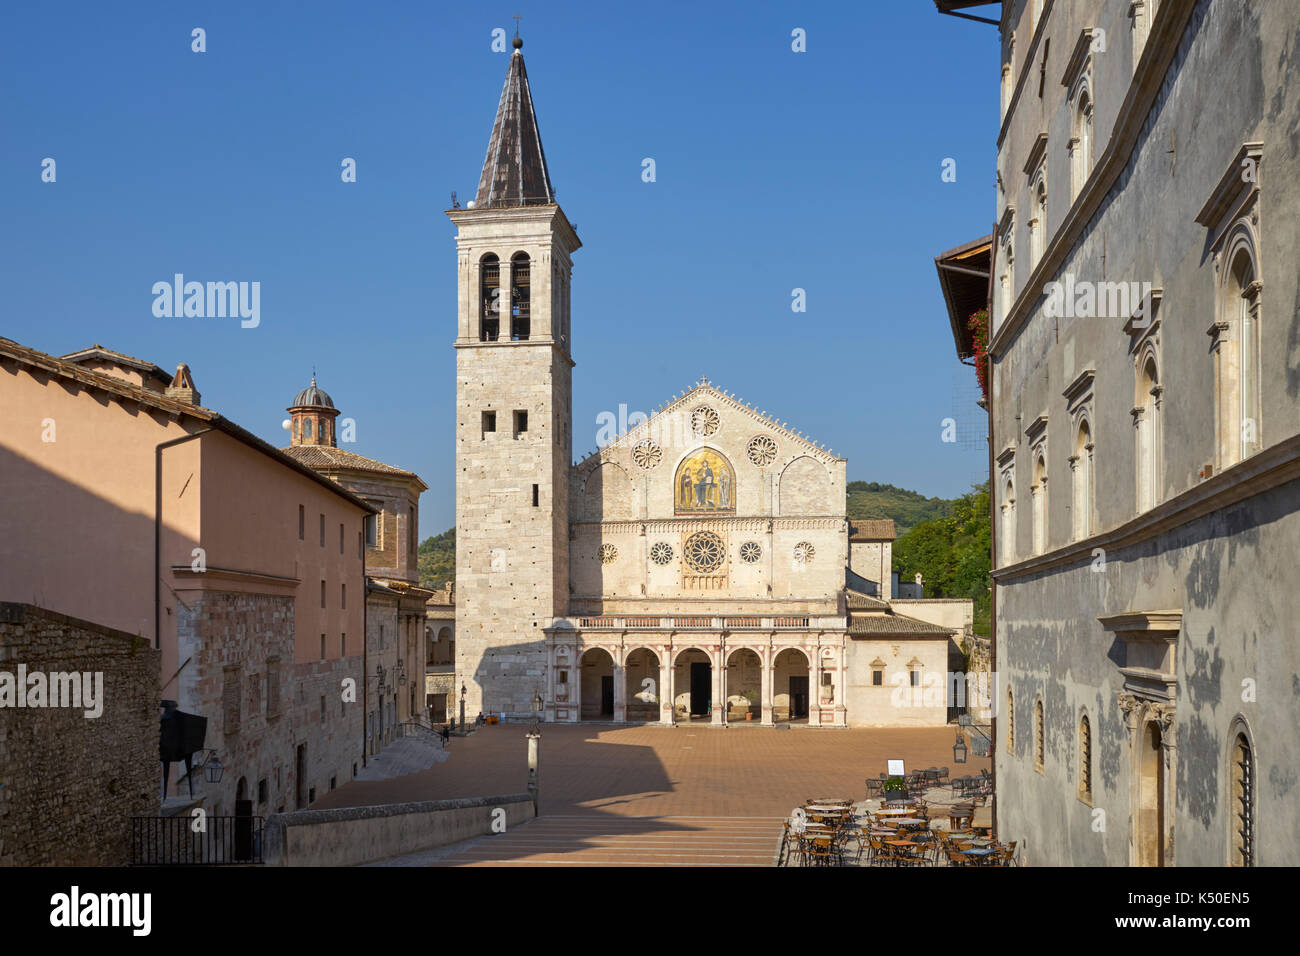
left=1230, top=250, right=1261, bottom=459
left=510, top=252, right=530, bottom=341
left=1072, top=90, right=1093, bottom=200
left=1230, top=730, right=1255, bottom=866
left=1034, top=697, right=1045, bottom=772
left=1031, top=451, right=1047, bottom=553
left=304, top=418, right=313, bottom=440
left=1079, top=714, right=1093, bottom=802
left=1072, top=419, right=1093, bottom=540
left=1031, top=177, right=1047, bottom=267
left=1136, top=354, right=1160, bottom=512
left=1000, top=478, right=1016, bottom=565
left=480, top=254, right=500, bottom=342
left=1006, top=687, right=1015, bottom=754
left=998, top=222, right=1015, bottom=324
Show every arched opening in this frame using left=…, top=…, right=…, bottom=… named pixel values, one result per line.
left=1137, top=720, right=1166, bottom=866
left=510, top=252, right=530, bottom=340
left=1079, top=714, right=1093, bottom=802
left=773, top=648, right=810, bottom=723
left=1033, top=697, right=1045, bottom=771
left=1006, top=687, right=1015, bottom=753
left=1072, top=89, right=1093, bottom=200
left=673, top=648, right=712, bottom=720
left=624, top=648, right=660, bottom=722
left=725, top=648, right=762, bottom=721
left=1073, top=419, right=1092, bottom=539
left=580, top=647, right=615, bottom=720
left=1000, top=479, right=1015, bottom=565
left=1229, top=249, right=1260, bottom=459
left=1136, top=354, right=1160, bottom=511
left=1031, top=452, right=1047, bottom=553
left=1230, top=730, right=1254, bottom=866
left=480, top=253, right=500, bottom=341
left=1031, top=177, right=1047, bottom=267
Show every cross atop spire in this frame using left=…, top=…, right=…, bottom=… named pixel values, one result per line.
left=475, top=38, right=555, bottom=208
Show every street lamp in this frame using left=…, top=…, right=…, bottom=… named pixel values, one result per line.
left=204, top=753, right=225, bottom=784
left=526, top=689, right=543, bottom=815
left=459, top=682, right=467, bottom=733
left=953, top=730, right=968, bottom=764
left=530, top=690, right=543, bottom=735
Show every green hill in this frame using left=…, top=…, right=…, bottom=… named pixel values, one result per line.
left=890, top=482, right=991, bottom=637
left=417, top=528, right=456, bottom=591
left=846, top=481, right=952, bottom=535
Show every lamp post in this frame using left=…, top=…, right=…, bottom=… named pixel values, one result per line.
left=459, top=683, right=466, bottom=734
left=202, top=752, right=225, bottom=784
left=526, top=690, right=542, bottom=815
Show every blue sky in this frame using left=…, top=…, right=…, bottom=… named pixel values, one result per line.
left=1, top=1, right=999, bottom=537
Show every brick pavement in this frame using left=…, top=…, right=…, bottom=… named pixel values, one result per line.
left=314, top=723, right=991, bottom=866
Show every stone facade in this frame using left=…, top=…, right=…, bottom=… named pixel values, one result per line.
left=177, top=590, right=361, bottom=816
left=0, top=603, right=160, bottom=866
left=451, top=47, right=972, bottom=730
left=983, top=0, right=1300, bottom=864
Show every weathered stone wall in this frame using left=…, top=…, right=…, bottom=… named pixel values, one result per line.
left=0, top=602, right=160, bottom=866
left=989, top=0, right=1300, bottom=866
left=176, top=591, right=362, bottom=817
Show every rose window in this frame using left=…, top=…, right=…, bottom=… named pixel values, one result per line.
left=599, top=544, right=618, bottom=565
left=683, top=531, right=726, bottom=573
left=739, top=541, right=762, bottom=564
left=746, top=435, right=778, bottom=467
left=632, top=439, right=662, bottom=470
left=793, top=541, right=816, bottom=564
left=650, top=541, right=674, bottom=565
left=691, top=405, right=720, bottom=437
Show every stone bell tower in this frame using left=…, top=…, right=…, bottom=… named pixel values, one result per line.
left=448, top=36, right=580, bottom=720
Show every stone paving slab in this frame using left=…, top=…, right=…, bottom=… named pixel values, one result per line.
left=327, top=724, right=990, bottom=867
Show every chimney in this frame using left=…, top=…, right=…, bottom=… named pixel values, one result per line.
left=165, top=363, right=201, bottom=406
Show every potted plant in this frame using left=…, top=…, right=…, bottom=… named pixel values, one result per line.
left=741, top=688, right=759, bottom=719
left=882, top=775, right=906, bottom=804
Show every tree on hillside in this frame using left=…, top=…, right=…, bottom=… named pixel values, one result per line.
left=417, top=528, right=456, bottom=591
left=892, top=482, right=991, bottom=636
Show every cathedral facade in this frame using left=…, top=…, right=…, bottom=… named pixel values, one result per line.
left=452, top=40, right=971, bottom=727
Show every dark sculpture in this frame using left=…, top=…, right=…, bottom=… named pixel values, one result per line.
left=159, top=700, right=208, bottom=797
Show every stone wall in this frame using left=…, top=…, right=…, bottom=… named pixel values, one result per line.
left=264, top=792, right=536, bottom=866
left=176, top=591, right=362, bottom=817
left=0, top=602, right=160, bottom=865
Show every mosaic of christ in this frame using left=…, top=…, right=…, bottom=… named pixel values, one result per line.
left=674, top=449, right=735, bottom=514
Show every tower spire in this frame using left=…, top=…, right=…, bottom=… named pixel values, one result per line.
left=475, top=37, right=554, bottom=208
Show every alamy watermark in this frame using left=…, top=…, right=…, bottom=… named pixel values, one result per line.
left=0, top=665, right=104, bottom=718
left=152, top=274, right=260, bottom=328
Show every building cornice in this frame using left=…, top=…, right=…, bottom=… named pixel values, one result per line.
left=993, top=431, right=1300, bottom=582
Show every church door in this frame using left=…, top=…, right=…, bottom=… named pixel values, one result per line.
left=789, top=676, right=809, bottom=719
left=690, top=662, right=711, bottom=716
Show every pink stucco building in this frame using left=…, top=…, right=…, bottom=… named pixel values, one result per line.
left=0, top=338, right=373, bottom=817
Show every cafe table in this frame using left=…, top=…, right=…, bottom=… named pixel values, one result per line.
left=875, top=808, right=916, bottom=817
left=961, top=847, right=998, bottom=864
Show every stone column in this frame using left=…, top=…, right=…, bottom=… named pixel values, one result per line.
left=810, top=643, right=823, bottom=727
left=711, top=646, right=723, bottom=726
left=659, top=652, right=673, bottom=726
left=571, top=650, right=581, bottom=723
left=614, top=651, right=627, bottom=723
left=760, top=645, right=774, bottom=726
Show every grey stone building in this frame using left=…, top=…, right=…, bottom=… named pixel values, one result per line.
left=939, top=0, right=1300, bottom=865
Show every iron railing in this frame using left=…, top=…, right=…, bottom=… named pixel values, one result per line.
left=130, top=815, right=264, bottom=865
